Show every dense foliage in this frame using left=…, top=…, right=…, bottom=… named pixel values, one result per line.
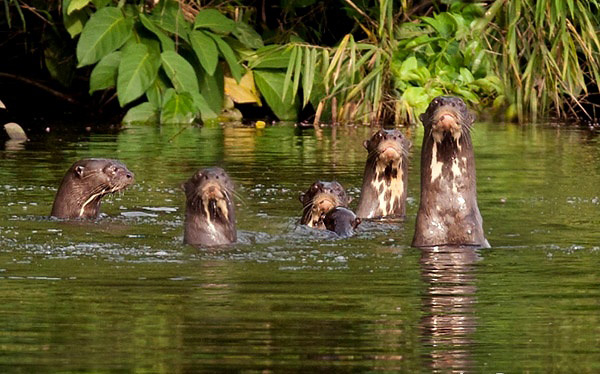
left=2, top=0, right=600, bottom=125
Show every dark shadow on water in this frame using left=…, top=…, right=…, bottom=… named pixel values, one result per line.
left=420, top=246, right=482, bottom=373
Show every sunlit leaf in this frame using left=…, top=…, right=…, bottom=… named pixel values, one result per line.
left=67, top=0, right=90, bottom=15
left=232, top=22, right=264, bottom=49
left=76, top=7, right=133, bottom=67
left=89, top=51, right=121, bottom=93
left=194, top=9, right=235, bottom=33
left=117, top=44, right=161, bottom=106
left=189, top=30, right=218, bottom=76
left=208, top=32, right=243, bottom=82
left=139, top=13, right=175, bottom=51
left=249, top=45, right=291, bottom=69
left=160, top=51, right=199, bottom=93
left=161, top=89, right=197, bottom=124
left=225, top=71, right=262, bottom=104
left=122, top=102, right=158, bottom=124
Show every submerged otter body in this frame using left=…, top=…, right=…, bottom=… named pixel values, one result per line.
left=300, top=181, right=351, bottom=229
left=356, top=129, right=410, bottom=219
left=51, top=158, right=134, bottom=219
left=183, top=167, right=236, bottom=246
left=412, top=96, right=489, bottom=248
left=323, top=207, right=361, bottom=237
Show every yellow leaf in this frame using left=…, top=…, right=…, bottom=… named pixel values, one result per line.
left=224, top=71, right=262, bottom=105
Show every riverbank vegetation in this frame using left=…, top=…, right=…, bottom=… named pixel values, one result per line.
left=1, top=0, right=599, bottom=126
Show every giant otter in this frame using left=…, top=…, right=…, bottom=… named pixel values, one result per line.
left=182, top=167, right=236, bottom=246
left=412, top=96, right=489, bottom=248
left=299, top=181, right=351, bottom=229
left=356, top=129, right=410, bottom=219
left=51, top=158, right=134, bottom=219
left=322, top=207, right=361, bottom=237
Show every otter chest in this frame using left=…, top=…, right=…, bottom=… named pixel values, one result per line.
left=367, top=159, right=404, bottom=218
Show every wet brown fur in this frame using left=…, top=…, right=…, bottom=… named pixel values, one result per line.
left=51, top=158, right=134, bottom=219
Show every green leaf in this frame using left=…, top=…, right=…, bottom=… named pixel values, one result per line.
left=123, top=102, right=158, bottom=124
left=199, top=64, right=224, bottom=117
left=232, top=22, right=264, bottom=49
left=194, top=9, right=235, bottom=33
left=146, top=75, right=169, bottom=108
left=76, top=7, right=133, bottom=67
left=254, top=70, right=298, bottom=121
left=67, top=0, right=90, bottom=15
left=208, top=32, right=243, bottom=82
left=190, top=91, right=218, bottom=121
left=117, top=44, right=161, bottom=107
left=89, top=51, right=121, bottom=93
left=189, top=30, right=218, bottom=76
left=160, top=51, right=199, bottom=93
left=161, top=89, right=197, bottom=124
left=139, top=13, right=175, bottom=51
left=249, top=45, right=291, bottom=69
left=63, top=1, right=88, bottom=38
left=148, top=0, right=190, bottom=42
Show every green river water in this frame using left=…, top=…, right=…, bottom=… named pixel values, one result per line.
left=1, top=122, right=599, bottom=373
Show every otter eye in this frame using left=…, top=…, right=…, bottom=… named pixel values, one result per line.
left=112, top=166, right=119, bottom=172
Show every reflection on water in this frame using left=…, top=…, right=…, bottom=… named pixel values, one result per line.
left=420, top=246, right=480, bottom=372
left=1, top=123, right=600, bottom=372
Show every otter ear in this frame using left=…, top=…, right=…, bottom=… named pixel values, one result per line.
left=299, top=193, right=305, bottom=203
left=74, top=165, right=85, bottom=178
left=363, top=140, right=369, bottom=150
left=418, top=113, right=426, bottom=125
left=353, top=217, right=361, bottom=229
left=469, top=112, right=477, bottom=125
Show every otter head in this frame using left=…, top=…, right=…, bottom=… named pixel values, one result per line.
left=323, top=207, right=361, bottom=238
left=51, top=158, right=135, bottom=219
left=183, top=167, right=235, bottom=226
left=420, top=96, right=475, bottom=144
left=299, top=181, right=351, bottom=228
left=364, top=129, right=410, bottom=165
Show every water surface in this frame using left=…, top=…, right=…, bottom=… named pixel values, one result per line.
left=1, top=122, right=600, bottom=372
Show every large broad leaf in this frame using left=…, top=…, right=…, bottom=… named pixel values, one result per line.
left=89, top=51, right=121, bottom=93
left=161, top=89, right=197, bottom=124
left=145, top=75, right=169, bottom=109
left=254, top=70, right=298, bottom=121
left=76, top=7, right=133, bottom=67
left=189, top=30, right=218, bottom=75
left=208, top=32, right=243, bottom=82
left=199, top=64, right=223, bottom=117
left=161, top=51, right=199, bottom=93
left=194, top=9, right=235, bottom=33
left=123, top=102, right=158, bottom=124
left=232, top=22, right=264, bottom=49
left=190, top=91, right=218, bottom=121
left=149, top=0, right=190, bottom=42
left=139, top=13, right=175, bottom=51
left=117, top=44, right=161, bottom=107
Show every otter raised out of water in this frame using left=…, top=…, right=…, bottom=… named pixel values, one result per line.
left=51, top=158, right=134, bottom=219
left=182, top=167, right=236, bottom=246
left=299, top=181, right=351, bottom=229
left=356, top=129, right=410, bottom=219
left=322, top=207, right=361, bottom=237
left=412, top=96, right=489, bottom=248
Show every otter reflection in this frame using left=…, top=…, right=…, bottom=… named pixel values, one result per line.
left=420, top=246, right=481, bottom=372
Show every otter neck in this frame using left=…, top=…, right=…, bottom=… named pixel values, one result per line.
left=357, top=153, right=406, bottom=219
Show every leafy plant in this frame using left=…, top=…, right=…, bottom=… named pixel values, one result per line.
left=69, top=0, right=264, bottom=124
left=477, top=0, right=600, bottom=122
left=391, top=3, right=503, bottom=123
